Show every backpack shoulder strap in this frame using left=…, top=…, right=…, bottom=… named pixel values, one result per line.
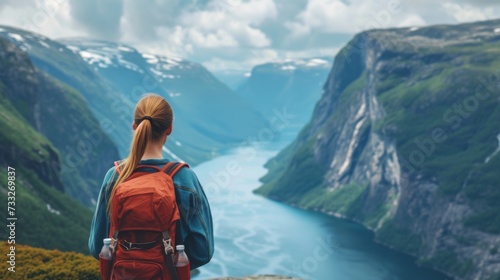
left=114, top=161, right=121, bottom=174
left=114, top=160, right=184, bottom=175
left=161, top=162, right=189, bottom=177
left=162, top=231, right=179, bottom=280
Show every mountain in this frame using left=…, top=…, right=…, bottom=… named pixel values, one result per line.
left=0, top=26, right=267, bottom=167
left=213, top=69, right=250, bottom=90
left=0, top=26, right=120, bottom=207
left=59, top=38, right=268, bottom=163
left=237, top=58, right=332, bottom=129
left=256, top=20, right=500, bottom=280
left=0, top=37, right=96, bottom=253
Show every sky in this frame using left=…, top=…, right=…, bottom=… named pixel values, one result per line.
left=1, top=0, right=500, bottom=72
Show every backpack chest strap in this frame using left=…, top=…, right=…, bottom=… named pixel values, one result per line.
left=119, top=240, right=157, bottom=251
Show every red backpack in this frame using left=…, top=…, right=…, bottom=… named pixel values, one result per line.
left=107, top=161, right=188, bottom=280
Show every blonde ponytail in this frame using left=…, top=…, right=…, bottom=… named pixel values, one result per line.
left=107, top=94, right=173, bottom=215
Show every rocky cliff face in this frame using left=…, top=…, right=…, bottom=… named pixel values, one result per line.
left=257, top=19, right=500, bottom=280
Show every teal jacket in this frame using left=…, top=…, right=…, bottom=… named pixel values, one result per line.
left=88, top=158, right=214, bottom=270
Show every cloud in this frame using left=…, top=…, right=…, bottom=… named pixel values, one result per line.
left=68, top=0, right=123, bottom=40
left=179, top=0, right=276, bottom=48
left=125, top=0, right=277, bottom=65
left=286, top=0, right=432, bottom=38
left=441, top=2, right=492, bottom=22
left=2, top=0, right=500, bottom=72
left=120, top=0, right=183, bottom=41
left=0, top=0, right=82, bottom=38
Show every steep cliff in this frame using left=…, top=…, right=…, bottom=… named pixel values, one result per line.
left=257, top=19, right=500, bottom=280
left=0, top=38, right=94, bottom=253
left=0, top=28, right=120, bottom=207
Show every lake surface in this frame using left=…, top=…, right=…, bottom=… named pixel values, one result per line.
left=192, top=141, right=450, bottom=280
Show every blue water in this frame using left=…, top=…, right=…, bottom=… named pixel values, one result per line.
left=191, top=142, right=450, bottom=280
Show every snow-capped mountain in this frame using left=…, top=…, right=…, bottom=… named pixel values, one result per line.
left=0, top=26, right=267, bottom=166
left=61, top=38, right=267, bottom=163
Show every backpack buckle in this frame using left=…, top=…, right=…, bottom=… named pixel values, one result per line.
left=163, top=238, right=174, bottom=255
left=109, top=237, right=118, bottom=254
left=109, top=231, right=119, bottom=254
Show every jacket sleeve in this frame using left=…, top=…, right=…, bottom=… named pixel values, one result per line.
left=174, top=168, right=214, bottom=270
left=88, top=167, right=116, bottom=260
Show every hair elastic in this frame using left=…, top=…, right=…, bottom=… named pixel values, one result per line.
left=141, top=116, right=153, bottom=122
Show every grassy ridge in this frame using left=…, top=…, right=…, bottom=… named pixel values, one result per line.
left=0, top=38, right=94, bottom=253
left=0, top=242, right=99, bottom=280
left=0, top=165, right=93, bottom=253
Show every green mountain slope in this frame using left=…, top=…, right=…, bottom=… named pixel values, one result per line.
left=0, top=38, right=93, bottom=253
left=257, top=19, right=500, bottom=280
left=0, top=26, right=122, bottom=207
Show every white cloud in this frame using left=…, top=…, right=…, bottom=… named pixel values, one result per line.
left=179, top=0, right=276, bottom=48
left=0, top=0, right=81, bottom=38
left=441, top=2, right=491, bottom=22
left=286, top=0, right=423, bottom=36
left=2, top=0, right=500, bottom=73
left=187, top=28, right=239, bottom=48
left=123, top=0, right=276, bottom=66
left=397, top=14, right=427, bottom=28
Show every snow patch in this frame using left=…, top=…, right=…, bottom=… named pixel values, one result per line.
left=168, top=92, right=181, bottom=97
left=8, top=33, right=24, bottom=42
left=495, top=28, right=500, bottom=33
left=142, top=53, right=155, bottom=59
left=485, top=133, right=500, bottom=163
left=165, top=58, right=181, bottom=65
left=117, top=45, right=134, bottom=52
left=66, top=45, right=80, bottom=53
left=38, top=40, right=50, bottom=48
left=275, top=58, right=330, bottom=70
left=281, top=65, right=296, bottom=71
left=118, top=59, right=143, bottom=73
left=409, top=26, right=419, bottom=31
left=304, top=58, right=329, bottom=67
left=175, top=141, right=182, bottom=147
left=244, top=72, right=251, bottom=77
left=142, top=53, right=159, bottom=64
left=47, top=204, right=61, bottom=215
left=150, top=68, right=164, bottom=77
left=79, top=50, right=113, bottom=66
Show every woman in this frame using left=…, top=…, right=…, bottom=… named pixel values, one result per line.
left=89, top=94, right=214, bottom=271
